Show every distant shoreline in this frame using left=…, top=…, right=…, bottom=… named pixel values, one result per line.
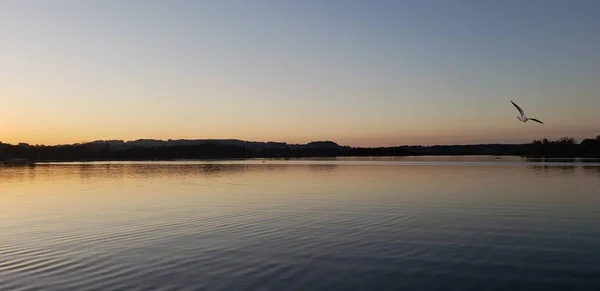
left=5, top=156, right=600, bottom=166
left=1, top=136, right=599, bottom=162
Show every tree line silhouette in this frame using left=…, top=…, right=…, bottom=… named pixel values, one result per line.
left=1, top=136, right=599, bottom=163
left=527, top=136, right=600, bottom=158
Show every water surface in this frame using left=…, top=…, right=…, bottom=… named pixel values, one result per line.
left=1, top=157, right=599, bottom=290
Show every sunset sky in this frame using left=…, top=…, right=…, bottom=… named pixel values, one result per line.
left=2, top=0, right=599, bottom=147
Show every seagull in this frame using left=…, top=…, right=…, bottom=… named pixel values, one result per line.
left=511, top=100, right=543, bottom=124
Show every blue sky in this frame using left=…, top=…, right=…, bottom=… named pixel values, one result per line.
left=1, top=0, right=599, bottom=146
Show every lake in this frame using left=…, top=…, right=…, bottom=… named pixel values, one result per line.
left=1, top=157, right=599, bottom=291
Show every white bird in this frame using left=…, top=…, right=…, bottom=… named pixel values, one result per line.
left=511, top=100, right=543, bottom=124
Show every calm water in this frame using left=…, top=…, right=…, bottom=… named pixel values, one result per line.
left=1, top=157, right=599, bottom=291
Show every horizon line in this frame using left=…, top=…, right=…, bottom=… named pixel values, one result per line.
left=3, top=136, right=596, bottom=148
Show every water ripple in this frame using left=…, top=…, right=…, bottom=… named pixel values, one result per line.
left=1, top=162, right=599, bottom=290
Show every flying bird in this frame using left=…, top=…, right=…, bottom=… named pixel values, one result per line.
left=511, top=100, right=543, bottom=124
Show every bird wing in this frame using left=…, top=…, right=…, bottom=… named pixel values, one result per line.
left=511, top=100, right=525, bottom=117
left=529, top=118, right=544, bottom=124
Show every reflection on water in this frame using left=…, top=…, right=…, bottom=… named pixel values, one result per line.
left=583, top=166, right=600, bottom=174
left=1, top=158, right=599, bottom=291
left=524, top=157, right=600, bottom=164
left=526, top=164, right=577, bottom=175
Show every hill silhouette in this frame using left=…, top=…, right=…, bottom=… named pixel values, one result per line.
left=1, top=136, right=599, bottom=163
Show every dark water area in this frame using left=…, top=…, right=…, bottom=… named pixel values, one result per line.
left=1, top=157, right=599, bottom=290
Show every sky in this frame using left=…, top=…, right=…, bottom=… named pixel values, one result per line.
left=1, top=0, right=599, bottom=147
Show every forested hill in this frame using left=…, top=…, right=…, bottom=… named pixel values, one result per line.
left=1, top=136, right=599, bottom=162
